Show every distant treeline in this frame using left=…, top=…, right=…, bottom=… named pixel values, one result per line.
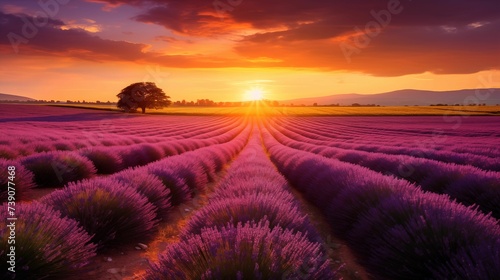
left=0, top=99, right=383, bottom=107
left=6, top=99, right=495, bottom=107
left=173, top=99, right=282, bottom=107
left=429, top=103, right=489, bottom=106
left=0, top=100, right=115, bottom=104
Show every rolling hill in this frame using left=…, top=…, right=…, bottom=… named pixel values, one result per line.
left=0, top=93, right=36, bottom=102
left=279, top=89, right=500, bottom=106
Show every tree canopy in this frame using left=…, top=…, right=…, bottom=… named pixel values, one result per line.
left=117, top=82, right=171, bottom=113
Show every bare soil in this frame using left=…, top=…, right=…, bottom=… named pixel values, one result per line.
left=288, top=187, right=370, bottom=280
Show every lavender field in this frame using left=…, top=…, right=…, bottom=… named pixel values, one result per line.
left=1, top=104, right=499, bottom=279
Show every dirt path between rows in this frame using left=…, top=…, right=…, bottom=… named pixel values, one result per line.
left=287, top=186, right=370, bottom=280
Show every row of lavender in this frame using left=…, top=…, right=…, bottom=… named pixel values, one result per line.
left=261, top=124, right=500, bottom=279
left=264, top=121, right=500, bottom=219
left=0, top=117, right=248, bottom=201
left=0, top=122, right=251, bottom=279
left=273, top=117, right=500, bottom=171
left=0, top=116, right=240, bottom=159
left=288, top=117, right=500, bottom=158
left=146, top=130, right=340, bottom=279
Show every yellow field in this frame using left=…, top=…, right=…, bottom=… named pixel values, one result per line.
left=265, top=106, right=500, bottom=116
left=50, top=104, right=500, bottom=116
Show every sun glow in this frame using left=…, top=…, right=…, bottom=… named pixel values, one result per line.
left=244, top=87, right=265, bottom=101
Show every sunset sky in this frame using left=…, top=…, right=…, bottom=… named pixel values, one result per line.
left=1, top=0, right=499, bottom=102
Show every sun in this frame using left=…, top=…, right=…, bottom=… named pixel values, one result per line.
left=245, top=87, right=265, bottom=101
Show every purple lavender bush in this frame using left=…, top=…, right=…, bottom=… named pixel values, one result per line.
left=183, top=193, right=315, bottom=240
left=145, top=222, right=337, bottom=280
left=112, top=170, right=172, bottom=219
left=431, top=241, right=500, bottom=279
left=0, top=202, right=96, bottom=279
left=446, top=171, right=500, bottom=218
left=327, top=180, right=403, bottom=235
left=29, top=142, right=53, bottom=153
left=205, top=148, right=230, bottom=171
left=119, top=143, right=164, bottom=168
left=80, top=147, right=124, bottom=174
left=349, top=193, right=500, bottom=279
left=41, top=178, right=158, bottom=249
left=213, top=181, right=295, bottom=202
left=169, top=159, right=209, bottom=192
left=0, top=146, right=17, bottom=159
left=20, top=151, right=96, bottom=187
left=262, top=130, right=500, bottom=279
left=147, top=166, right=192, bottom=206
left=285, top=130, right=500, bottom=219
left=158, top=143, right=179, bottom=157
left=187, top=151, right=218, bottom=182
left=0, top=159, right=35, bottom=202
left=52, top=140, right=75, bottom=151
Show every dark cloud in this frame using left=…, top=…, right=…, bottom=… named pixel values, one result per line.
left=0, top=11, right=147, bottom=60
left=0, top=11, right=254, bottom=67
left=133, top=5, right=212, bottom=35
left=85, top=0, right=500, bottom=75
left=243, top=20, right=350, bottom=43
left=86, top=0, right=146, bottom=8
left=4, top=0, right=500, bottom=76
left=95, top=0, right=500, bottom=34
left=235, top=20, right=500, bottom=76
left=154, top=36, right=193, bottom=44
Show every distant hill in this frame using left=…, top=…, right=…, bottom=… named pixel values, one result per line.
left=0, top=93, right=36, bottom=102
left=279, top=89, right=500, bottom=106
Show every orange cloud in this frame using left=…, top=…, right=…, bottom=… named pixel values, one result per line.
left=2, top=0, right=500, bottom=77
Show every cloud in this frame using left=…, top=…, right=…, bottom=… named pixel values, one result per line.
left=154, top=36, right=194, bottom=44
left=85, top=0, right=144, bottom=11
left=0, top=12, right=146, bottom=60
left=3, top=0, right=500, bottom=76
left=81, top=0, right=500, bottom=76
left=0, top=11, right=254, bottom=68
left=104, top=0, right=500, bottom=34
left=1, top=4, right=25, bottom=14
left=235, top=19, right=500, bottom=76
left=60, top=19, right=102, bottom=33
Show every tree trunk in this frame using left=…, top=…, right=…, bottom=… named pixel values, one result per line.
left=141, top=107, right=146, bottom=114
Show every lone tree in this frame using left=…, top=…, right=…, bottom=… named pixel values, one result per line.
left=117, top=82, right=171, bottom=113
